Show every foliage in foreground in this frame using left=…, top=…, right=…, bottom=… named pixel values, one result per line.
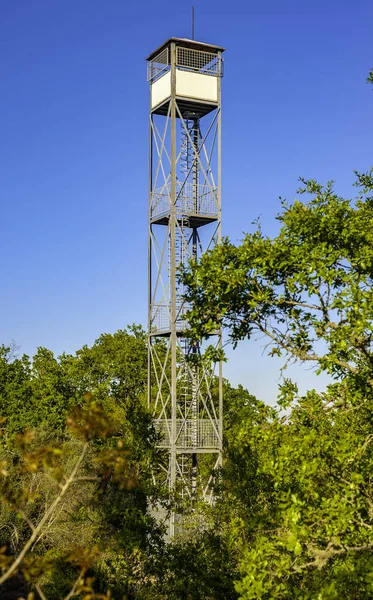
left=0, top=403, right=136, bottom=600
left=0, top=329, right=238, bottom=600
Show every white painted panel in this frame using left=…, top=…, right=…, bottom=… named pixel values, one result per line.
left=151, top=71, right=171, bottom=109
left=176, top=71, right=218, bottom=103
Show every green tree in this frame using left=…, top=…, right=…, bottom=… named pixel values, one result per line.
left=0, top=346, right=34, bottom=435
left=183, top=171, right=373, bottom=384
left=0, top=326, right=150, bottom=438
left=182, top=169, right=373, bottom=598
left=0, top=327, right=253, bottom=600
left=0, top=403, right=136, bottom=600
left=0, top=327, right=166, bottom=600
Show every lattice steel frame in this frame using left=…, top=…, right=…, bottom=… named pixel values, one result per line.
left=147, top=41, right=223, bottom=537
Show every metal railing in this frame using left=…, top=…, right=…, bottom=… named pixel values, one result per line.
left=177, top=47, right=223, bottom=77
left=147, top=47, right=170, bottom=83
left=151, top=182, right=218, bottom=221
left=147, top=46, right=223, bottom=83
left=151, top=302, right=190, bottom=334
left=155, top=419, right=220, bottom=449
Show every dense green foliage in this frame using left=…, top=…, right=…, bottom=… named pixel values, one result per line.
left=0, top=328, right=163, bottom=599
left=0, top=326, right=148, bottom=437
left=0, top=329, right=241, bottom=599
left=182, top=168, right=373, bottom=598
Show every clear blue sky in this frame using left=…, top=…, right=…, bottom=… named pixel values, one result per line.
left=1, top=0, right=372, bottom=402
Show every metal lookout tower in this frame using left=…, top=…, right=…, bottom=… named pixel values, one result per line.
left=147, top=38, right=224, bottom=536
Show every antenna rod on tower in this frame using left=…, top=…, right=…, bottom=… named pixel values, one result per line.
left=192, top=6, right=195, bottom=40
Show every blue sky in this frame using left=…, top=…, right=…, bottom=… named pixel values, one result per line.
left=1, top=0, right=372, bottom=402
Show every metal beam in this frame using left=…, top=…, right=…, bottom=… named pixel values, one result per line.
left=147, top=39, right=224, bottom=537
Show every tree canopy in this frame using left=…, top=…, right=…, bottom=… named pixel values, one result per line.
left=0, top=329, right=242, bottom=599
left=181, top=169, right=373, bottom=598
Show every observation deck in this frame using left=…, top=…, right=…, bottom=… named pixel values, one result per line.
left=150, top=182, right=219, bottom=228
left=150, top=302, right=189, bottom=337
left=147, top=38, right=224, bottom=118
left=155, top=418, right=220, bottom=451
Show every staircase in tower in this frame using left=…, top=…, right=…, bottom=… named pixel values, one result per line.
left=147, top=37, right=225, bottom=536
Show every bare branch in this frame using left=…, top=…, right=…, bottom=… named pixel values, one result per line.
left=255, top=321, right=364, bottom=379
left=63, top=567, right=87, bottom=600
left=72, top=476, right=100, bottom=482
left=314, top=277, right=330, bottom=322
left=276, top=299, right=321, bottom=312
left=17, top=509, right=36, bottom=534
left=294, top=540, right=373, bottom=573
left=35, top=583, right=48, bottom=600
left=0, top=443, right=89, bottom=585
